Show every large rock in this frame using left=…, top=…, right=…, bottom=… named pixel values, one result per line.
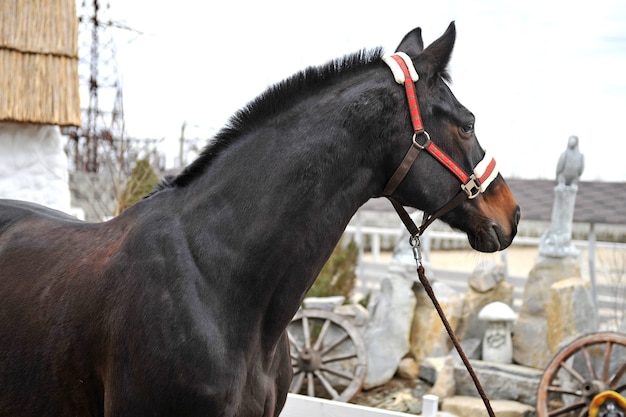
left=546, top=278, right=597, bottom=354
left=456, top=263, right=514, bottom=342
left=513, top=255, right=581, bottom=368
left=428, top=355, right=456, bottom=399
left=363, top=262, right=417, bottom=389
left=410, top=280, right=463, bottom=364
left=467, top=261, right=507, bottom=293
left=396, top=357, right=419, bottom=380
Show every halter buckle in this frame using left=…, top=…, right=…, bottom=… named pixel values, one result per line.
left=461, top=175, right=481, bottom=199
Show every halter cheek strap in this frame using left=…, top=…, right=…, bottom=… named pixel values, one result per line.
left=381, top=52, right=499, bottom=236
left=382, top=53, right=423, bottom=134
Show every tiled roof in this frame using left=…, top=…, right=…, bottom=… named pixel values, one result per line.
left=507, top=178, right=626, bottom=225
left=362, top=179, right=626, bottom=225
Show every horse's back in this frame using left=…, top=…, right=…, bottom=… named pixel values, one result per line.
left=0, top=199, right=112, bottom=416
left=0, top=198, right=78, bottom=232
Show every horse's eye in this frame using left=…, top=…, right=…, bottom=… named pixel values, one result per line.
left=459, top=123, right=474, bottom=138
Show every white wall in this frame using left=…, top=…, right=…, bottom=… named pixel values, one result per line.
left=0, top=121, right=72, bottom=214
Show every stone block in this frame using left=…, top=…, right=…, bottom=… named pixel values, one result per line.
left=518, top=256, right=581, bottom=315
left=468, top=261, right=506, bottom=293
left=442, top=396, right=535, bottom=417
left=511, top=314, right=550, bottom=369
left=546, top=278, right=597, bottom=354
left=410, top=281, right=463, bottom=364
left=397, top=357, right=419, bottom=380
left=364, top=265, right=417, bottom=389
left=513, top=256, right=582, bottom=368
left=429, top=355, right=456, bottom=399
left=453, top=360, right=542, bottom=406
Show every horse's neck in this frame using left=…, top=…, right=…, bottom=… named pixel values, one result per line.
left=175, top=75, right=390, bottom=346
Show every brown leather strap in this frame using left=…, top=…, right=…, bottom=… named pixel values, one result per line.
left=387, top=188, right=468, bottom=240
left=418, top=190, right=468, bottom=232
left=386, top=196, right=420, bottom=237
left=382, top=139, right=426, bottom=196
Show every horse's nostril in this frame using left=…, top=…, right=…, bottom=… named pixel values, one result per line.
left=514, top=206, right=521, bottom=225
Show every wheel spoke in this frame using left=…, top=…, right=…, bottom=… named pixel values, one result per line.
left=307, top=372, right=315, bottom=397
left=320, top=365, right=354, bottom=381
left=320, top=333, right=349, bottom=356
left=322, top=352, right=358, bottom=364
left=548, top=400, right=587, bottom=417
left=302, top=317, right=311, bottom=349
left=287, top=330, right=302, bottom=354
left=291, top=371, right=305, bottom=393
left=613, top=382, right=626, bottom=393
left=547, top=385, right=583, bottom=397
left=576, top=406, right=589, bottom=417
left=602, top=341, right=614, bottom=381
left=610, top=362, right=626, bottom=388
left=560, top=360, right=587, bottom=384
left=581, top=346, right=598, bottom=380
left=314, top=370, right=340, bottom=400
left=313, top=319, right=332, bottom=351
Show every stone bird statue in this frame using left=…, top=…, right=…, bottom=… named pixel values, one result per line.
left=556, top=135, right=584, bottom=186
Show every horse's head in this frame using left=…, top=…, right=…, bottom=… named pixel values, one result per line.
left=382, top=22, right=520, bottom=252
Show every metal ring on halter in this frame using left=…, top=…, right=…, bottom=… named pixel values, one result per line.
left=412, top=131, right=430, bottom=149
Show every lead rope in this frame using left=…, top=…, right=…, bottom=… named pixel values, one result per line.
left=416, top=261, right=496, bottom=417
left=405, top=217, right=496, bottom=417
left=389, top=199, right=496, bottom=416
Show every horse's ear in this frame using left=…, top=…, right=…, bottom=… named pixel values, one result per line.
left=418, top=22, right=456, bottom=75
left=395, top=27, right=424, bottom=55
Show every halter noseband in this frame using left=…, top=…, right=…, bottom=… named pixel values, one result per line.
left=382, top=52, right=498, bottom=239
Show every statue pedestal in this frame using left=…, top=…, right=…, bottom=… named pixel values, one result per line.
left=539, top=184, right=580, bottom=258
left=513, top=256, right=596, bottom=369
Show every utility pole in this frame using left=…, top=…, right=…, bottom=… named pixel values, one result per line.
left=66, top=0, right=139, bottom=173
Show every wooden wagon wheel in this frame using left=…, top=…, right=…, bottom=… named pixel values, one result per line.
left=287, top=308, right=367, bottom=402
left=537, top=332, right=626, bottom=417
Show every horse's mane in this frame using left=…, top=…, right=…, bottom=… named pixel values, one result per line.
left=152, top=47, right=384, bottom=192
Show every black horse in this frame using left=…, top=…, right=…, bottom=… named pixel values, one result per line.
left=0, top=23, right=519, bottom=417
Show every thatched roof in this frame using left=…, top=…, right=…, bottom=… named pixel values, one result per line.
left=0, top=0, right=80, bottom=126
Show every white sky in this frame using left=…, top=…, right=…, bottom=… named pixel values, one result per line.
left=101, top=0, right=626, bottom=181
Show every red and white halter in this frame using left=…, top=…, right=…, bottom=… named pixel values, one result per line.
left=381, top=52, right=499, bottom=241
left=381, top=53, right=501, bottom=417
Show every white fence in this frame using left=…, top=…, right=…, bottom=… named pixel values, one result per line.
left=281, top=394, right=418, bottom=417
left=345, top=224, right=626, bottom=325
left=344, top=224, right=626, bottom=265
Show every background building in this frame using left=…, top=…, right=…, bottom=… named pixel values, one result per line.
left=0, top=0, right=80, bottom=214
